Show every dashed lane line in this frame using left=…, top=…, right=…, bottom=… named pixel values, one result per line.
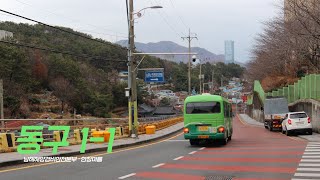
left=118, top=173, right=136, bottom=179
left=173, top=156, right=184, bottom=161
left=152, top=163, right=165, bottom=168
left=188, top=151, right=197, bottom=155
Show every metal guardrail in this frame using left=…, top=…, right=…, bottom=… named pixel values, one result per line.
left=0, top=115, right=180, bottom=132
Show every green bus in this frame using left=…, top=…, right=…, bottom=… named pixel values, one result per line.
left=183, top=94, right=233, bottom=145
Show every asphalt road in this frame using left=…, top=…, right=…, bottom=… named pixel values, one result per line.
left=0, top=116, right=314, bottom=180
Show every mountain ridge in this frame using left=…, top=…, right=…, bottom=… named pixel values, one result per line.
left=116, top=40, right=225, bottom=64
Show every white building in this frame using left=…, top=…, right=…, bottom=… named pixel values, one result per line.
left=225, top=40, right=235, bottom=64
left=0, top=30, right=13, bottom=39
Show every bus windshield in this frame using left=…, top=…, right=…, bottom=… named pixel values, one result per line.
left=186, top=102, right=221, bottom=114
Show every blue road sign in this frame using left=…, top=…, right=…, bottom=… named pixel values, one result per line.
left=145, top=71, right=165, bottom=83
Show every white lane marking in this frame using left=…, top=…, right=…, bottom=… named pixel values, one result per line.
left=297, top=168, right=320, bottom=172
left=294, top=173, right=320, bottom=177
left=309, top=142, right=320, bottom=145
left=299, top=163, right=320, bottom=167
left=306, top=147, right=320, bottom=149
left=301, top=159, right=320, bottom=162
left=305, top=149, right=320, bottom=152
left=307, top=145, right=320, bottom=147
left=189, top=151, right=197, bottom=154
left=199, top=147, right=205, bottom=150
left=152, top=163, right=165, bottom=168
left=166, top=140, right=188, bottom=142
left=173, top=156, right=184, bottom=161
left=118, top=173, right=136, bottom=179
left=302, top=156, right=320, bottom=158
left=304, top=152, right=320, bottom=155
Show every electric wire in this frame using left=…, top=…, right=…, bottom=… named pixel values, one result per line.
left=0, top=9, right=117, bottom=46
left=0, top=39, right=126, bottom=62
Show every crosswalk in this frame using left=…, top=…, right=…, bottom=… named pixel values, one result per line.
left=292, top=142, right=320, bottom=180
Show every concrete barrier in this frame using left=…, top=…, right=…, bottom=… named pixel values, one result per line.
left=0, top=117, right=183, bottom=153
left=0, top=133, right=16, bottom=152
left=73, top=129, right=82, bottom=144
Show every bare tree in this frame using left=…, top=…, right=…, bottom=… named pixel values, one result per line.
left=247, top=0, right=320, bottom=89
left=49, top=76, right=74, bottom=117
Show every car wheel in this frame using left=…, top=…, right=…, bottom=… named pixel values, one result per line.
left=286, top=129, right=291, bottom=136
left=189, top=139, right=199, bottom=146
left=269, top=125, right=273, bottom=132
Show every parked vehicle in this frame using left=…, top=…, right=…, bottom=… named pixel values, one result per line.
left=281, top=112, right=312, bottom=136
left=264, top=97, right=289, bottom=131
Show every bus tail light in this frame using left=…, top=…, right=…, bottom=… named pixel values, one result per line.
left=183, top=128, right=189, bottom=133
left=218, top=127, right=225, bottom=133
left=288, top=119, right=292, bottom=125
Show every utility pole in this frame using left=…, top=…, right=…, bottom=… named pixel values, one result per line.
left=182, top=29, right=197, bottom=95
left=128, top=0, right=138, bottom=138
left=0, top=79, right=4, bottom=132
left=199, top=62, right=202, bottom=94
left=211, top=69, right=214, bottom=94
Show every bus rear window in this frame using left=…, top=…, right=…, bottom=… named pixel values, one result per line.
left=186, top=102, right=221, bottom=114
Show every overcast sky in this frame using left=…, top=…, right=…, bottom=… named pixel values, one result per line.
left=1, top=0, right=282, bottom=62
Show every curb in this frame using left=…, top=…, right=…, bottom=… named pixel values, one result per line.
left=0, top=126, right=183, bottom=168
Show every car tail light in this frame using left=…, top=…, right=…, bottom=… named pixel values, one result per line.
left=183, top=128, right=189, bottom=133
left=288, top=119, right=292, bottom=125
left=308, top=117, right=311, bottom=123
left=218, top=127, right=225, bottom=133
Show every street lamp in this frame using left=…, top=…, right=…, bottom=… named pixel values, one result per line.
left=127, top=1, right=162, bottom=138
left=134, top=6, right=163, bottom=17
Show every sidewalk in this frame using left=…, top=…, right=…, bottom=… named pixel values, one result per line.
left=238, top=114, right=320, bottom=142
left=238, top=114, right=264, bottom=127
left=0, top=122, right=183, bottom=166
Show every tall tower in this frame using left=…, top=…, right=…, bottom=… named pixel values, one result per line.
left=224, top=40, right=235, bottom=64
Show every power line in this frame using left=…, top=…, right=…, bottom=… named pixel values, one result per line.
left=150, top=0, right=184, bottom=38
left=0, top=39, right=127, bottom=62
left=13, top=0, right=127, bottom=37
left=0, top=9, right=117, bottom=46
left=169, top=0, right=189, bottom=30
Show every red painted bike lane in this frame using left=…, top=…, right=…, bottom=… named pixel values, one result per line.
left=130, top=115, right=308, bottom=180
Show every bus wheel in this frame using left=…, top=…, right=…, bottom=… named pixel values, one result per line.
left=189, top=139, right=199, bottom=146
left=221, top=137, right=228, bottom=145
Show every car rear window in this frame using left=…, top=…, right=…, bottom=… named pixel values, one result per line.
left=290, top=113, right=307, bottom=119
left=186, top=102, right=221, bottom=114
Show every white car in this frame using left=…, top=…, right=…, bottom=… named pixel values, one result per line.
left=281, top=112, right=313, bottom=136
